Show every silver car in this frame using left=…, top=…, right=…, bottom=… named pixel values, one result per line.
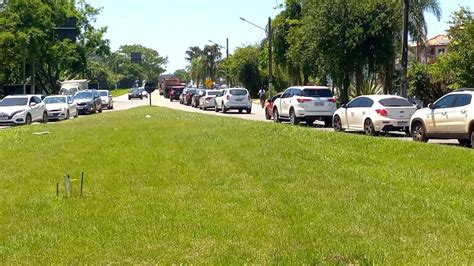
left=99, top=90, right=113, bottom=109
left=199, top=90, right=221, bottom=110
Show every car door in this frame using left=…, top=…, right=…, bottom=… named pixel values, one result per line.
left=427, top=94, right=457, bottom=134
left=344, top=98, right=363, bottom=129
left=353, top=97, right=374, bottom=129
left=67, top=96, right=76, bottom=115
left=446, top=94, right=472, bottom=134
left=280, top=89, right=294, bottom=117
left=31, top=96, right=43, bottom=120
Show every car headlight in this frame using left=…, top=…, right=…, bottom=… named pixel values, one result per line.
left=11, top=110, right=26, bottom=116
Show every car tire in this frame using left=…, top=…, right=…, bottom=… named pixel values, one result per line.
left=42, top=111, right=48, bottom=123
left=140, top=96, right=143, bottom=100
left=333, top=115, right=344, bottom=132
left=471, top=130, right=474, bottom=148
left=98, top=106, right=103, bottom=113
left=75, top=109, right=79, bottom=118
left=25, top=113, right=32, bottom=125
left=247, top=108, right=252, bottom=114
left=239, top=109, right=243, bottom=114
left=364, top=119, right=377, bottom=136
left=289, top=108, right=300, bottom=125
left=128, top=97, right=131, bottom=100
left=458, top=139, right=471, bottom=147
left=66, top=110, right=70, bottom=120
left=306, top=119, right=315, bottom=127
left=273, top=109, right=280, bottom=123
left=412, top=122, right=428, bottom=142
left=214, top=104, right=219, bottom=112
left=324, top=118, right=332, bottom=128
left=222, top=103, right=227, bottom=113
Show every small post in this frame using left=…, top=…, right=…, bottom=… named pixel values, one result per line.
left=63, top=174, right=69, bottom=198
left=56, top=182, right=59, bottom=197
left=149, top=92, right=152, bottom=106
left=80, top=171, right=84, bottom=196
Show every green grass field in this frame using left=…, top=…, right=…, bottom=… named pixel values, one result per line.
left=110, top=88, right=129, bottom=97
left=0, top=107, right=472, bottom=264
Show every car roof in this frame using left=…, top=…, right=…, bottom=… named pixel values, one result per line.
left=291, top=86, right=330, bottom=90
left=353, top=94, right=409, bottom=100
left=5, top=95, right=36, bottom=98
left=44, top=95, right=67, bottom=98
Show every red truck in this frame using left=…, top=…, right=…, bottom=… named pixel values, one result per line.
left=160, top=76, right=184, bottom=98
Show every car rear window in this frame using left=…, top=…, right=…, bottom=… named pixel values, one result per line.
left=303, top=89, right=333, bottom=98
left=379, top=98, right=413, bottom=107
left=230, top=89, right=247, bottom=96
left=208, top=91, right=220, bottom=96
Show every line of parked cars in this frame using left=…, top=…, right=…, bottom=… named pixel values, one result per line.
left=267, top=86, right=474, bottom=147
left=0, top=89, right=114, bottom=126
left=176, top=87, right=253, bottom=114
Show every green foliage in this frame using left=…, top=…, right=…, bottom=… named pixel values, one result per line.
left=0, top=107, right=472, bottom=263
left=226, top=45, right=262, bottom=96
left=408, top=62, right=449, bottom=103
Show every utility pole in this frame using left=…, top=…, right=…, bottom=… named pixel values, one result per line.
left=226, top=38, right=229, bottom=59
left=401, top=0, right=409, bottom=97
left=268, top=17, right=273, bottom=99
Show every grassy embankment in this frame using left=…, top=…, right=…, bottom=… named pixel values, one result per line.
left=0, top=106, right=472, bottom=263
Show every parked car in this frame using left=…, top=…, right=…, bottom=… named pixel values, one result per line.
left=332, top=95, right=417, bottom=136
left=99, top=90, right=113, bottom=109
left=215, top=88, right=252, bottom=114
left=265, top=93, right=282, bottom=120
left=74, top=90, right=102, bottom=114
left=192, top=89, right=206, bottom=108
left=199, top=90, right=221, bottom=110
left=138, top=88, right=148, bottom=98
left=272, top=86, right=336, bottom=126
left=410, top=89, right=474, bottom=147
left=179, top=88, right=189, bottom=104
left=170, top=86, right=184, bottom=102
left=0, top=95, right=48, bottom=125
left=184, top=88, right=197, bottom=106
left=44, top=95, right=78, bottom=120
left=128, top=88, right=143, bottom=100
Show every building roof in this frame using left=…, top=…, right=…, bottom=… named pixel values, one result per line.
left=426, top=35, right=450, bottom=46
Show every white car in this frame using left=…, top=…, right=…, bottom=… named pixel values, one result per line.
left=0, top=95, right=48, bottom=125
left=410, top=89, right=474, bottom=147
left=333, top=95, right=417, bottom=136
left=215, top=88, right=252, bottom=114
left=43, top=95, right=78, bottom=120
left=199, top=90, right=221, bottom=110
left=272, top=86, right=337, bottom=126
left=98, top=90, right=113, bottom=109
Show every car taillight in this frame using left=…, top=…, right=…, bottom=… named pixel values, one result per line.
left=376, top=109, right=388, bottom=116
left=226, top=95, right=230, bottom=100
left=328, top=98, right=337, bottom=103
left=297, top=98, right=311, bottom=103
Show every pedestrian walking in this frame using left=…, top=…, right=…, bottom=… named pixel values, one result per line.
left=258, top=88, right=266, bottom=108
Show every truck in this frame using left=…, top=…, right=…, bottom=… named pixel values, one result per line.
left=59, top=79, right=89, bottom=95
left=160, top=76, right=183, bottom=98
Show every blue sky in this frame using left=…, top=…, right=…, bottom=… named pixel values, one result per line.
left=90, top=0, right=473, bottom=73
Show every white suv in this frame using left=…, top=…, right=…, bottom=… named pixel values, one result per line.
left=215, top=88, right=252, bottom=114
left=0, top=95, right=48, bottom=125
left=273, top=86, right=337, bottom=126
left=410, top=89, right=474, bottom=147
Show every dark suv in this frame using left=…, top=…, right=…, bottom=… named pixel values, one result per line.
left=74, top=90, right=102, bottom=114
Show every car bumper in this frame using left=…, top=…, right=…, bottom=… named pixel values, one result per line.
left=374, top=119, right=410, bottom=131
left=0, top=113, right=27, bottom=124
left=225, top=102, right=252, bottom=109
left=295, top=109, right=335, bottom=119
left=48, top=111, right=67, bottom=120
left=201, top=101, right=215, bottom=108
left=77, top=105, right=94, bottom=113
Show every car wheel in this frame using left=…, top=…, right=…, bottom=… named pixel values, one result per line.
left=98, top=107, right=103, bottom=113
left=42, top=111, right=48, bottom=123
left=239, top=109, right=243, bottom=114
left=140, top=96, right=143, bottom=100
left=75, top=109, right=79, bottom=118
left=222, top=103, right=227, bottom=113
left=333, top=115, right=344, bottom=132
left=471, top=130, right=474, bottom=148
left=25, top=113, right=32, bottom=125
left=128, top=96, right=131, bottom=100
left=66, top=110, right=70, bottom=120
left=289, top=108, right=300, bottom=125
left=306, top=119, right=314, bottom=127
left=364, top=119, right=377, bottom=136
left=273, top=109, right=280, bottom=123
left=324, top=118, right=332, bottom=128
left=247, top=108, right=252, bottom=114
left=458, top=139, right=471, bottom=147
left=412, top=122, right=428, bottom=142
left=214, top=104, right=219, bottom=112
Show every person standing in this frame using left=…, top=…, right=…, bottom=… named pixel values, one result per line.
left=258, top=88, right=266, bottom=108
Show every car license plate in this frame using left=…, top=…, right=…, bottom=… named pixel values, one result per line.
left=398, top=121, right=408, bottom=126
left=314, top=102, right=324, bottom=106
left=0, top=116, right=8, bottom=120
left=235, top=98, right=243, bottom=102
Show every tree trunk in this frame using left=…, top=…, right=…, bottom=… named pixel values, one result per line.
left=355, top=68, right=364, bottom=96
left=341, top=73, right=351, bottom=104
left=383, top=58, right=395, bottom=95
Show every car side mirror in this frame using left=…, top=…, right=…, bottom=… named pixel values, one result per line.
left=341, top=104, right=347, bottom=108
left=30, top=102, right=37, bottom=107
left=428, top=103, right=435, bottom=110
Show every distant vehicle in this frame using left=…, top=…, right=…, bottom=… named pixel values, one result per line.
left=137, top=88, right=148, bottom=98
left=273, top=86, right=336, bottom=127
left=160, top=76, right=182, bottom=98
left=192, top=89, right=206, bottom=108
left=265, top=93, right=282, bottom=120
left=170, top=86, right=184, bottom=102
left=179, top=88, right=189, bottom=104
left=333, top=95, right=417, bottom=136
left=199, top=90, right=221, bottom=110
left=59, top=79, right=88, bottom=95
left=410, top=89, right=474, bottom=147
left=98, top=90, right=113, bottom=109
left=44, top=95, right=78, bottom=120
left=215, top=88, right=252, bottom=114
left=74, top=90, right=102, bottom=114
left=0, top=95, right=48, bottom=125
left=128, top=88, right=143, bottom=100
left=184, top=88, right=197, bottom=106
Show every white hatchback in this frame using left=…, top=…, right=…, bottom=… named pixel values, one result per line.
left=333, top=95, right=417, bottom=136
left=44, top=95, right=78, bottom=120
left=0, top=95, right=48, bottom=125
left=215, top=88, right=252, bottom=114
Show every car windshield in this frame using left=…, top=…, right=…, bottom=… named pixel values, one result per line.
left=303, top=89, right=333, bottom=98
left=379, top=98, right=413, bottom=107
left=0, top=97, right=28, bottom=106
left=75, top=91, right=93, bottom=99
left=44, top=97, right=66, bottom=104
left=208, top=91, right=220, bottom=96
left=230, top=89, right=247, bottom=96
left=99, top=91, right=108, bottom=97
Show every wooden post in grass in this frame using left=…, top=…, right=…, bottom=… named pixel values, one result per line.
left=63, top=174, right=69, bottom=198
left=80, top=172, right=84, bottom=196
left=56, top=182, right=59, bottom=197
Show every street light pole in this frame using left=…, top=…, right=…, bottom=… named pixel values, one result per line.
left=401, top=0, right=409, bottom=98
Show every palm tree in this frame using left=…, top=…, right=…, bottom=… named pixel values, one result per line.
left=409, top=0, right=442, bottom=61
left=185, top=46, right=202, bottom=63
